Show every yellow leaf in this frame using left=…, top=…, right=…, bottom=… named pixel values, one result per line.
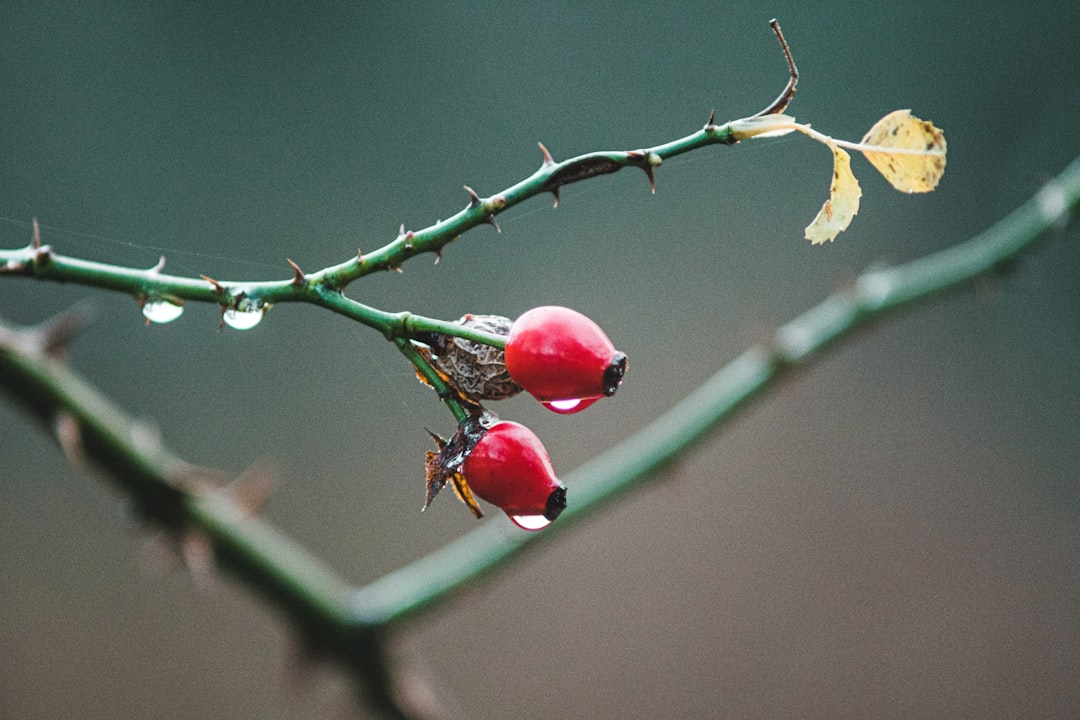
left=859, top=109, right=946, bottom=193
left=805, top=143, right=861, bottom=245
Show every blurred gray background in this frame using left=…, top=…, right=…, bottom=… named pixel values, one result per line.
left=2, top=2, right=1078, bottom=718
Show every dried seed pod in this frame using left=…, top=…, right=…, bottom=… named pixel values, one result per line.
left=431, top=314, right=522, bottom=400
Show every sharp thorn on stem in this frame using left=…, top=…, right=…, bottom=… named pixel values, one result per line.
left=150, top=256, right=167, bottom=273
left=464, top=185, right=481, bottom=207
left=286, top=258, right=305, bottom=286
left=54, top=412, right=86, bottom=469
left=181, top=530, right=217, bottom=593
left=36, top=303, right=93, bottom=359
left=485, top=214, right=502, bottom=234
left=551, top=187, right=560, bottom=208
left=31, top=218, right=42, bottom=249
left=538, top=141, right=555, bottom=166
left=200, top=274, right=225, bottom=295
left=706, top=108, right=716, bottom=126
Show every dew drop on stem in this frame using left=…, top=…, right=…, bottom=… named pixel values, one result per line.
left=142, top=299, right=184, bottom=324
left=222, top=307, right=264, bottom=330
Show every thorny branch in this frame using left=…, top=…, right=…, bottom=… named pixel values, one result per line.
left=0, top=21, right=798, bottom=344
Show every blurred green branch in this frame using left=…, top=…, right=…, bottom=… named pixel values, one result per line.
left=2, top=153, right=1076, bottom=715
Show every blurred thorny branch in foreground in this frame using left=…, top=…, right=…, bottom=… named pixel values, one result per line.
left=2, top=156, right=1078, bottom=716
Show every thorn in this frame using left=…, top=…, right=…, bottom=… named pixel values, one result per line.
left=31, top=218, right=42, bottom=249
left=356, top=248, right=364, bottom=263
left=36, top=303, right=93, bottom=359
left=394, top=266, right=404, bottom=274
left=433, top=247, right=443, bottom=265
left=485, top=214, right=502, bottom=234
left=181, top=530, right=216, bottom=593
left=644, top=165, right=656, bottom=194
left=200, top=274, right=225, bottom=295
left=228, top=460, right=277, bottom=516
left=706, top=108, right=716, bottom=126
left=286, top=258, right=305, bottom=286
left=538, top=142, right=555, bottom=166
left=551, top=187, right=560, bottom=208
left=150, top=256, right=166, bottom=273
left=54, top=412, right=85, bottom=469
left=464, top=185, right=481, bottom=207
left=398, top=223, right=406, bottom=238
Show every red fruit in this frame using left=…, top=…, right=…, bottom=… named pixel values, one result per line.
left=504, top=306, right=627, bottom=414
left=462, top=421, right=567, bottom=530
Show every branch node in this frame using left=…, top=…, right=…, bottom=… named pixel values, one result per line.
left=482, top=193, right=507, bottom=214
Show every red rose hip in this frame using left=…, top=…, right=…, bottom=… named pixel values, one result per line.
left=462, top=420, right=567, bottom=530
left=504, top=306, right=627, bottom=414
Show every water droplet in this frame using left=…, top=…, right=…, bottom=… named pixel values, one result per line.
left=510, top=514, right=553, bottom=531
left=223, top=307, right=264, bottom=330
left=142, top=299, right=184, bottom=324
left=541, top=396, right=598, bottom=414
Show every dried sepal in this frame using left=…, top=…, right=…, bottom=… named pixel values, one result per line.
left=450, top=472, right=484, bottom=519
left=422, top=414, right=493, bottom=517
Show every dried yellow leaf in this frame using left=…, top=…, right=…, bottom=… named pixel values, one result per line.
left=860, top=110, right=946, bottom=193
left=450, top=472, right=484, bottom=519
left=805, top=143, right=861, bottom=245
